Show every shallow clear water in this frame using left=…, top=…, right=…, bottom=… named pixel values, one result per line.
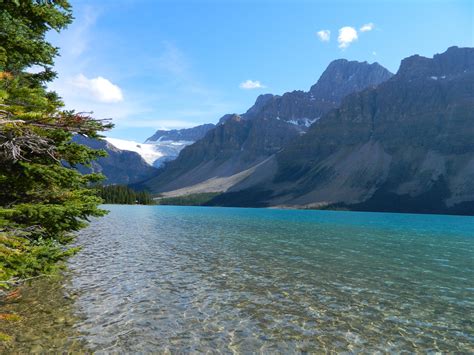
left=3, top=206, right=471, bottom=352
left=61, top=205, right=473, bottom=352
left=0, top=276, right=86, bottom=352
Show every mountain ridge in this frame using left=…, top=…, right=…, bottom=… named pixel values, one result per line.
left=137, top=58, right=394, bottom=194
left=206, top=46, right=474, bottom=215
left=73, top=135, right=157, bottom=185
left=73, top=123, right=216, bottom=183
left=145, top=124, right=215, bottom=143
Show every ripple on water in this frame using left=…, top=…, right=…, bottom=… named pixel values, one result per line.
left=6, top=206, right=474, bottom=352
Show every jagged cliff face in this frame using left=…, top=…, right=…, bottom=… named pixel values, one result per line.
left=219, top=60, right=393, bottom=126
left=247, top=60, right=393, bottom=126
left=309, top=59, right=394, bottom=103
left=73, top=136, right=157, bottom=185
left=139, top=59, right=393, bottom=193
left=219, top=46, right=474, bottom=214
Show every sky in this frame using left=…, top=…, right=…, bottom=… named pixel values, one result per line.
left=47, top=0, right=474, bottom=142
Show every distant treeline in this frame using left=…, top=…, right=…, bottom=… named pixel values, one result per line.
left=97, top=185, right=154, bottom=205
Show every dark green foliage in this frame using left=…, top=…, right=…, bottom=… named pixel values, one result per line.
left=0, top=233, right=79, bottom=289
left=97, top=185, right=154, bottom=205
left=0, top=1, right=112, bottom=287
left=0, top=0, right=72, bottom=76
left=157, top=193, right=221, bottom=206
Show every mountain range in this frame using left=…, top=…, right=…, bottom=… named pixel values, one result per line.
left=73, top=135, right=156, bottom=185
left=134, top=46, right=474, bottom=215
left=263, top=46, right=474, bottom=214
left=80, top=46, right=474, bottom=215
left=137, top=58, right=393, bottom=195
left=74, top=124, right=214, bottom=184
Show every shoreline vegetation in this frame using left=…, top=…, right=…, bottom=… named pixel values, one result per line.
left=96, top=185, right=154, bottom=205
left=151, top=192, right=471, bottom=216
left=0, top=1, right=112, bottom=344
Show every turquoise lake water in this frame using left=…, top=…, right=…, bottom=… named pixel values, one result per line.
left=67, top=205, right=473, bottom=352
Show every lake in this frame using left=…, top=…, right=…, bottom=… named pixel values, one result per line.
left=3, top=205, right=474, bottom=352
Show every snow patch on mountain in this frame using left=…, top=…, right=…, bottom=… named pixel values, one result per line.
left=104, top=137, right=194, bottom=168
left=275, top=117, right=320, bottom=128
left=105, top=138, right=164, bottom=166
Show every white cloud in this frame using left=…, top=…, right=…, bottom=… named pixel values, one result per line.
left=372, top=51, right=377, bottom=56
left=71, top=74, right=124, bottom=103
left=239, top=80, right=266, bottom=89
left=360, top=23, right=375, bottom=32
left=338, top=26, right=358, bottom=49
left=316, top=30, right=331, bottom=42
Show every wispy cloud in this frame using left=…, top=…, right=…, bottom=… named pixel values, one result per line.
left=338, top=26, right=358, bottom=49
left=360, top=23, right=375, bottom=32
left=48, top=6, right=237, bottom=137
left=71, top=74, right=123, bottom=103
left=239, top=80, right=266, bottom=89
left=53, top=5, right=99, bottom=59
left=316, top=29, right=330, bottom=42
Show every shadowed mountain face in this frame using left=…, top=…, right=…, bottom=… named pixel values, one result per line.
left=308, top=59, right=395, bottom=103
left=137, top=59, right=393, bottom=194
left=73, top=136, right=157, bottom=185
left=211, top=46, right=474, bottom=215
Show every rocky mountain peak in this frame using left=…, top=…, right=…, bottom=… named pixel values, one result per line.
left=220, top=60, right=393, bottom=128
left=242, top=94, right=275, bottom=120
left=396, top=46, right=474, bottom=80
left=228, top=114, right=243, bottom=122
left=254, top=93, right=275, bottom=107
left=309, top=59, right=393, bottom=103
left=218, top=95, right=275, bottom=125
left=218, top=113, right=245, bottom=125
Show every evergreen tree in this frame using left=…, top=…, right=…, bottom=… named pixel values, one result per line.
left=96, top=185, right=154, bottom=205
left=0, top=1, right=112, bottom=285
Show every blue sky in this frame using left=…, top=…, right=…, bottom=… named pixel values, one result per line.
left=48, top=0, right=473, bottom=142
